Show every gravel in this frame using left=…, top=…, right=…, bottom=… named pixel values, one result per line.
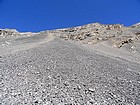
left=0, top=38, right=140, bottom=105
left=0, top=23, right=140, bottom=105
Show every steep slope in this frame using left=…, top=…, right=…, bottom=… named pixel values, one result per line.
left=0, top=23, right=140, bottom=105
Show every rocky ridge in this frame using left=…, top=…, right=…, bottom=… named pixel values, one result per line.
left=1, top=23, right=140, bottom=49
left=0, top=29, right=36, bottom=38
left=0, top=23, right=140, bottom=105
left=48, top=23, right=140, bottom=49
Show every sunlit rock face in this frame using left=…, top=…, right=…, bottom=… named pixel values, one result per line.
left=0, top=29, right=36, bottom=38
left=0, top=29, right=19, bottom=37
left=48, top=23, right=140, bottom=50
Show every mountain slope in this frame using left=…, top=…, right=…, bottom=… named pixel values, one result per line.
left=0, top=23, right=140, bottom=105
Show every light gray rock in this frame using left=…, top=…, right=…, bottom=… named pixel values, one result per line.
left=0, top=22, right=140, bottom=105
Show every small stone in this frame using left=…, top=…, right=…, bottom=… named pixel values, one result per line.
left=88, top=88, right=95, bottom=92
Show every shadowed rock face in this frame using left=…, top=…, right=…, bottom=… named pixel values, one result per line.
left=0, top=23, right=140, bottom=105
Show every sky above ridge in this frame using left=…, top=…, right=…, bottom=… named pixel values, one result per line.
left=0, top=0, right=140, bottom=32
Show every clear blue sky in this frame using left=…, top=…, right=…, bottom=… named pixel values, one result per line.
left=0, top=0, right=140, bottom=32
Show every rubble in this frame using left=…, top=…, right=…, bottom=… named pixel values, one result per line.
left=48, top=23, right=140, bottom=49
left=0, top=22, right=140, bottom=105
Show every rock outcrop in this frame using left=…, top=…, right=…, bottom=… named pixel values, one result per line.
left=1, top=22, right=140, bottom=49
left=0, top=29, right=36, bottom=38
left=47, top=23, right=140, bottom=49
left=0, top=29, right=19, bottom=37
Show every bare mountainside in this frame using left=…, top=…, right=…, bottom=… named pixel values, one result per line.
left=0, top=23, right=140, bottom=105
